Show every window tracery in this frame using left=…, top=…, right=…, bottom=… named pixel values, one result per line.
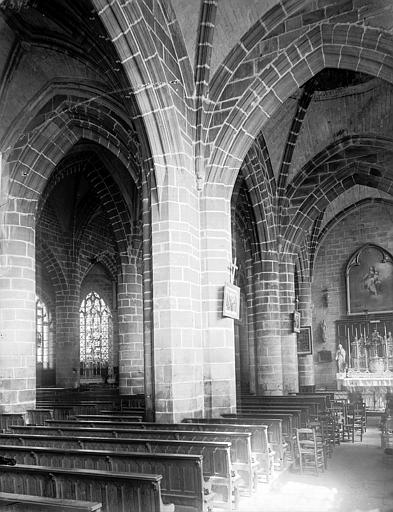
left=80, top=291, right=113, bottom=379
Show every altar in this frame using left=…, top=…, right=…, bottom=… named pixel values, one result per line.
left=337, top=370, right=393, bottom=410
left=334, top=244, right=393, bottom=410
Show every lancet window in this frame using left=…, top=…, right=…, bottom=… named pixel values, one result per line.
left=36, top=296, right=53, bottom=369
left=80, top=291, right=112, bottom=379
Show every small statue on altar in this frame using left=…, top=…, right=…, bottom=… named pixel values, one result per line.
left=335, top=343, right=346, bottom=373
left=370, top=328, right=383, bottom=357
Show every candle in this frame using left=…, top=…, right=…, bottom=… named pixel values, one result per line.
left=365, top=344, right=368, bottom=371
left=355, top=328, right=358, bottom=338
left=347, top=330, right=351, bottom=368
left=385, top=324, right=387, bottom=338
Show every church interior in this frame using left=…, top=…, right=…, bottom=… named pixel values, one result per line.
left=1, top=0, right=393, bottom=510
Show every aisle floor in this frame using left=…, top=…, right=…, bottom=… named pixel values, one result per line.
left=239, top=417, right=393, bottom=512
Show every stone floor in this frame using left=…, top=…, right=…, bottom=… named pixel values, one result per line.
left=238, top=417, right=393, bottom=512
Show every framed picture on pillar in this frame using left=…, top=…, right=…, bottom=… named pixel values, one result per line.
left=292, top=311, right=301, bottom=333
left=223, top=283, right=240, bottom=320
left=297, top=325, right=313, bottom=355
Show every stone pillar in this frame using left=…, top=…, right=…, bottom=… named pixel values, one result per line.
left=255, top=251, right=284, bottom=395
left=201, top=185, right=236, bottom=416
left=0, top=197, right=36, bottom=412
left=118, top=255, right=144, bottom=395
left=151, top=161, right=204, bottom=423
left=279, top=255, right=299, bottom=394
left=298, top=277, right=315, bottom=389
left=55, top=282, right=80, bottom=389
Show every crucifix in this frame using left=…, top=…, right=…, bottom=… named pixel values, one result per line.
left=229, top=258, right=238, bottom=284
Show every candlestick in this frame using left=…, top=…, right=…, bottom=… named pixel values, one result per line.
left=386, top=338, right=389, bottom=371
left=365, top=345, right=368, bottom=371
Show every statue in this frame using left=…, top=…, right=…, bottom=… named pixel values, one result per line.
left=320, top=319, right=327, bottom=344
left=335, top=343, right=346, bottom=373
left=370, top=328, right=383, bottom=357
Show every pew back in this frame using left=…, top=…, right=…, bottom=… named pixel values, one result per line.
left=0, top=445, right=205, bottom=512
left=0, top=465, right=168, bottom=512
left=0, top=492, right=102, bottom=511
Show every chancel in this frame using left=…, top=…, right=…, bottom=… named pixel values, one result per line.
left=1, top=1, right=393, bottom=511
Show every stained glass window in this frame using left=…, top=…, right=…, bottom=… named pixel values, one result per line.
left=36, top=296, right=53, bottom=369
left=80, top=291, right=113, bottom=379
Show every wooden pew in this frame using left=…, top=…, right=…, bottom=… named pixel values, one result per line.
left=0, top=493, right=102, bottom=511
left=234, top=406, right=305, bottom=428
left=0, top=465, right=172, bottom=512
left=183, top=417, right=285, bottom=471
left=0, top=434, right=236, bottom=512
left=35, top=405, right=143, bottom=422
left=239, top=398, right=321, bottom=418
left=0, top=415, right=24, bottom=432
left=71, top=418, right=270, bottom=477
left=11, top=424, right=255, bottom=496
left=221, top=413, right=296, bottom=464
left=0, top=445, right=209, bottom=512
left=50, top=418, right=271, bottom=483
left=222, top=412, right=295, bottom=437
left=27, top=410, right=53, bottom=425
left=37, top=390, right=145, bottom=410
left=238, top=394, right=330, bottom=414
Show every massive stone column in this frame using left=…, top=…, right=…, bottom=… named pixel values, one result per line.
left=0, top=194, right=36, bottom=412
left=297, top=276, right=315, bottom=390
left=279, top=255, right=299, bottom=394
left=55, top=282, right=80, bottom=389
left=254, top=251, right=284, bottom=395
left=151, top=161, right=204, bottom=423
left=118, top=255, right=144, bottom=396
left=201, top=185, right=236, bottom=417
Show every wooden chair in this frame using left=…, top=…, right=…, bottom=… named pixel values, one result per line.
left=343, top=403, right=365, bottom=443
left=296, top=428, right=325, bottom=475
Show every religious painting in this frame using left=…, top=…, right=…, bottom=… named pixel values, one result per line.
left=223, top=283, right=240, bottom=319
left=297, top=326, right=312, bottom=355
left=318, top=349, right=332, bottom=363
left=292, top=311, right=301, bottom=333
left=346, top=244, right=393, bottom=315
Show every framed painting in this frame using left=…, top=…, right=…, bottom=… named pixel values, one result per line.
left=223, top=282, right=240, bottom=320
left=297, top=325, right=312, bottom=355
left=318, top=349, right=332, bottom=363
left=346, top=244, right=393, bottom=315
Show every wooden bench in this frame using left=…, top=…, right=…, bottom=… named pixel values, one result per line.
left=0, top=445, right=209, bottom=512
left=221, top=413, right=296, bottom=463
left=0, top=415, right=25, bottom=432
left=51, top=418, right=270, bottom=483
left=12, top=424, right=256, bottom=496
left=0, top=434, right=236, bottom=512
left=27, top=410, right=53, bottom=426
left=0, top=493, right=102, bottom=511
left=239, top=398, right=321, bottom=418
left=0, top=465, right=172, bottom=512
left=35, top=405, right=143, bottom=422
left=72, top=417, right=271, bottom=480
left=238, top=394, right=330, bottom=415
left=182, top=418, right=280, bottom=473
left=232, top=407, right=303, bottom=429
left=236, top=405, right=309, bottom=427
